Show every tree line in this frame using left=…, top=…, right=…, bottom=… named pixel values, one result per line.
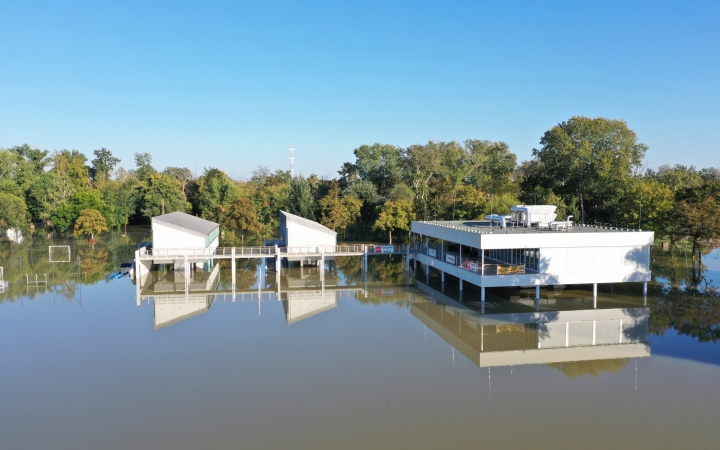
left=1, top=116, right=719, bottom=258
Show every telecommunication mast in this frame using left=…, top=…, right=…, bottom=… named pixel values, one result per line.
left=289, top=146, right=295, bottom=177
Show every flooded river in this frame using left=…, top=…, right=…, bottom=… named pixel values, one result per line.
left=1, top=229, right=719, bottom=449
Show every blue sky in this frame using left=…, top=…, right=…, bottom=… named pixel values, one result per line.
left=1, top=0, right=718, bottom=179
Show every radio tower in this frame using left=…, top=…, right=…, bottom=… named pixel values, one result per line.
left=288, top=146, right=295, bottom=177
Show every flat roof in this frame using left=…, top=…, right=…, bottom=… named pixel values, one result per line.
left=414, top=220, right=645, bottom=235
left=152, top=211, right=218, bottom=237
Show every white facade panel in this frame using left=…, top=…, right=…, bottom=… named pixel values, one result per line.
left=286, top=222, right=337, bottom=247
left=567, top=247, right=593, bottom=273
left=622, top=246, right=649, bottom=272
left=568, top=321, right=594, bottom=346
left=539, top=248, right=567, bottom=274
left=595, top=247, right=622, bottom=272
left=153, top=223, right=206, bottom=249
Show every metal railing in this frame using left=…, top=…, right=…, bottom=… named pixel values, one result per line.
left=138, top=243, right=417, bottom=260
left=281, top=245, right=366, bottom=255
left=415, top=246, right=527, bottom=276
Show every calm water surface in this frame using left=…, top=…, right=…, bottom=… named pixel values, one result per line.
left=1, top=230, right=719, bottom=449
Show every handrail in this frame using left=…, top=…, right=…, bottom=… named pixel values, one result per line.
left=138, top=244, right=417, bottom=259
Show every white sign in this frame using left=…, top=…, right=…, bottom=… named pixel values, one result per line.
left=445, top=254, right=456, bottom=264
left=375, top=245, right=395, bottom=254
left=375, top=289, right=395, bottom=296
left=428, top=249, right=437, bottom=257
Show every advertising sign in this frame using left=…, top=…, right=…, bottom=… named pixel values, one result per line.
left=374, top=289, right=395, bottom=296
left=445, top=254, right=456, bottom=264
left=428, top=249, right=437, bottom=257
left=375, top=245, right=395, bottom=254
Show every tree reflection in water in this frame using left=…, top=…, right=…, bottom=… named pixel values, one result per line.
left=548, top=359, right=629, bottom=378
left=369, top=256, right=405, bottom=284
left=78, top=247, right=109, bottom=283
left=334, top=256, right=361, bottom=281
left=218, top=259, right=259, bottom=290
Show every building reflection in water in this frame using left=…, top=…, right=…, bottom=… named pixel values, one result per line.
left=135, top=262, right=366, bottom=328
left=412, top=279, right=650, bottom=368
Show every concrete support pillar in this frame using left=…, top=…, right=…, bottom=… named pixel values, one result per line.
left=459, top=245, right=462, bottom=266
left=459, top=279, right=463, bottom=291
left=276, top=271, right=281, bottom=298
left=184, top=254, right=189, bottom=295
left=642, top=281, right=647, bottom=296
left=275, top=245, right=280, bottom=272
left=413, top=258, right=417, bottom=270
left=481, top=250, right=485, bottom=276
left=231, top=248, right=236, bottom=291
left=425, top=262, right=430, bottom=276
left=535, top=296, right=540, bottom=311
left=593, top=296, right=597, bottom=309
left=593, top=283, right=598, bottom=297
left=481, top=287, right=485, bottom=302
left=535, top=285, right=540, bottom=299
left=441, top=271, right=445, bottom=283
left=320, top=253, right=325, bottom=280
left=134, top=250, right=140, bottom=281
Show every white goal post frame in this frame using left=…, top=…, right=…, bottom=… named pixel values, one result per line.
left=49, top=245, right=71, bottom=263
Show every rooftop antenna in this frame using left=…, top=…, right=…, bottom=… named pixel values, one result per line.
left=288, top=145, right=295, bottom=177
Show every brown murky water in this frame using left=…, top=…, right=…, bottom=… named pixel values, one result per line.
left=1, top=231, right=719, bottom=449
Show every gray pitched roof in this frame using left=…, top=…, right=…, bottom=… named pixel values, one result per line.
left=152, top=211, right=218, bottom=237
left=281, top=211, right=337, bottom=236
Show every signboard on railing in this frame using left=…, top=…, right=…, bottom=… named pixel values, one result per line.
left=375, top=245, right=395, bottom=254
left=445, top=254, right=456, bottom=264
left=428, top=249, right=437, bottom=257
left=375, top=289, right=395, bottom=296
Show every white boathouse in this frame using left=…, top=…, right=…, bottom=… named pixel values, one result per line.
left=279, top=211, right=337, bottom=247
left=149, top=211, right=219, bottom=269
left=410, top=205, right=654, bottom=306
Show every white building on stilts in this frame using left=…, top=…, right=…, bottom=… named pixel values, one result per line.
left=409, top=205, right=654, bottom=311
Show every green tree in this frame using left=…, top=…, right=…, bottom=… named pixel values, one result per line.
left=198, top=169, right=238, bottom=223
left=74, top=209, right=108, bottom=240
left=464, top=139, right=517, bottom=194
left=454, top=185, right=487, bottom=220
left=163, top=167, right=195, bottom=195
left=138, top=173, right=190, bottom=218
left=352, top=143, right=403, bottom=197
left=528, top=117, right=647, bottom=223
left=102, top=171, right=140, bottom=234
left=26, top=172, right=75, bottom=222
left=90, top=148, right=120, bottom=182
left=616, top=178, right=674, bottom=233
left=224, top=197, right=263, bottom=243
left=287, top=176, right=317, bottom=220
left=52, top=149, right=90, bottom=189
left=402, top=143, right=442, bottom=220
left=319, top=183, right=362, bottom=236
left=134, top=152, right=156, bottom=182
left=52, top=189, right=114, bottom=232
left=670, top=196, right=720, bottom=265
left=0, top=192, right=29, bottom=233
left=373, top=199, right=415, bottom=244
